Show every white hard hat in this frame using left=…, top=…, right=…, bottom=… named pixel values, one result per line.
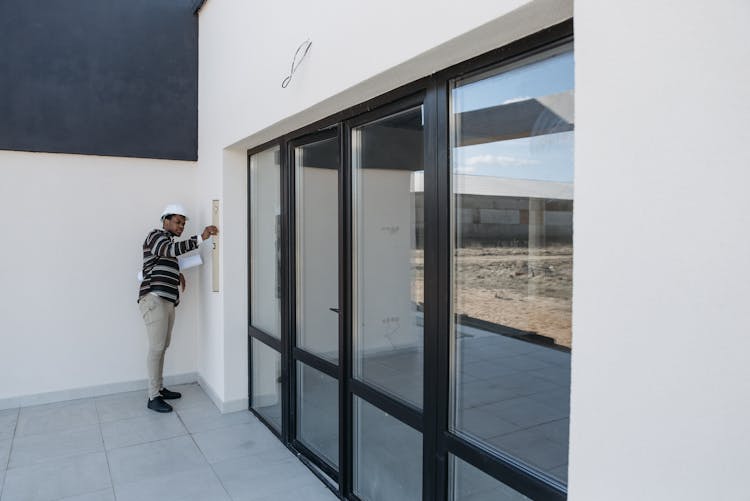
left=161, top=203, right=189, bottom=221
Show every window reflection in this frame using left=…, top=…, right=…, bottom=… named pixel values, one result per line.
left=354, top=396, right=422, bottom=501
left=297, top=362, right=339, bottom=467
left=451, top=455, right=532, bottom=501
left=251, top=339, right=282, bottom=431
left=250, top=146, right=281, bottom=338
left=296, top=138, right=339, bottom=362
left=450, top=47, right=573, bottom=483
left=352, top=106, right=425, bottom=408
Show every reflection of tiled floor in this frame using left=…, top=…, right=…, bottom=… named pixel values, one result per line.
left=361, top=349, right=423, bottom=408
left=456, top=324, right=570, bottom=483
left=279, top=325, right=569, bottom=499
left=0, top=384, right=336, bottom=501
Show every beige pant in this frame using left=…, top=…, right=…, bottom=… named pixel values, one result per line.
left=139, top=294, right=175, bottom=399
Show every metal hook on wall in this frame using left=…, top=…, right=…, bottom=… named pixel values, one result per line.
left=281, top=39, right=312, bottom=88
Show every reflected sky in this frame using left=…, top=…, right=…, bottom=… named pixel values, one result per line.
left=454, top=51, right=574, bottom=113
left=454, top=131, right=573, bottom=183
left=452, top=50, right=574, bottom=184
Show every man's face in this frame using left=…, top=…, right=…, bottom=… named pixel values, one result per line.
left=163, top=214, right=186, bottom=236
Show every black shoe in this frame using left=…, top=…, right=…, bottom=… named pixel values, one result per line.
left=159, top=387, right=182, bottom=400
left=147, top=396, right=173, bottom=413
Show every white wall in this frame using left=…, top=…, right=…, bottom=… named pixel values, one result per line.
left=0, top=150, right=200, bottom=406
left=196, top=0, right=572, bottom=410
left=570, top=2, right=750, bottom=500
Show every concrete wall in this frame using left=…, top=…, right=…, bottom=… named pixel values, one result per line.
left=0, top=150, right=200, bottom=406
left=570, top=1, right=750, bottom=500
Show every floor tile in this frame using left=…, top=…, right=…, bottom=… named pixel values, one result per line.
left=251, top=479, right=338, bottom=501
left=163, top=384, right=216, bottom=412
left=9, top=424, right=103, bottom=468
left=0, top=410, right=18, bottom=441
left=211, top=444, right=297, bottom=477
left=457, top=379, right=521, bottom=409
left=523, top=348, right=571, bottom=368
left=1, top=452, right=110, bottom=501
left=455, top=406, right=520, bottom=440
left=100, top=413, right=186, bottom=450
left=213, top=453, right=316, bottom=501
left=15, top=400, right=98, bottom=437
left=94, top=391, right=153, bottom=423
left=484, top=396, right=568, bottom=428
left=106, top=435, right=207, bottom=486
left=525, top=388, right=571, bottom=414
left=114, top=466, right=230, bottom=501
left=460, top=360, right=519, bottom=380
left=495, top=354, right=556, bottom=372
left=191, top=421, right=282, bottom=464
left=58, top=489, right=115, bottom=501
left=526, top=365, right=571, bottom=385
left=176, top=406, right=254, bottom=434
left=0, top=438, right=11, bottom=469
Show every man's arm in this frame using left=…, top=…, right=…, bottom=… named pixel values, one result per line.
left=150, top=233, right=199, bottom=258
left=149, top=226, right=217, bottom=258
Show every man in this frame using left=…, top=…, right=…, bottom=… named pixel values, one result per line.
left=138, top=203, right=218, bottom=413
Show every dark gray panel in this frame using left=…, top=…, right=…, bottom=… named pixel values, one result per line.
left=0, top=0, right=198, bottom=160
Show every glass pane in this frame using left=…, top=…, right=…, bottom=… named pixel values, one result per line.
left=296, top=137, right=339, bottom=363
left=353, top=396, right=422, bottom=501
left=250, top=146, right=281, bottom=338
left=352, top=106, right=425, bottom=408
left=251, top=338, right=282, bottom=431
left=450, top=47, right=574, bottom=483
left=451, top=455, right=532, bottom=501
left=296, top=362, right=339, bottom=468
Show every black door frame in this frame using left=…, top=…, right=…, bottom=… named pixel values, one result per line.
left=288, top=128, right=342, bottom=484
left=248, top=19, right=573, bottom=501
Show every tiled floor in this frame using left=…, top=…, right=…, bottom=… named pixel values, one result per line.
left=0, top=384, right=337, bottom=501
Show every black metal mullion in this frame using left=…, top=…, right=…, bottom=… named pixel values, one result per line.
left=247, top=154, right=254, bottom=411
left=434, top=75, right=451, bottom=501
left=248, top=326, right=282, bottom=352
left=340, top=120, right=354, bottom=500
left=280, top=138, right=292, bottom=445
left=349, top=379, right=423, bottom=433
left=293, top=348, right=338, bottom=380
left=422, top=77, right=440, bottom=501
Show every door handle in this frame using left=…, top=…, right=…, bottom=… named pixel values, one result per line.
left=329, top=307, right=341, bottom=314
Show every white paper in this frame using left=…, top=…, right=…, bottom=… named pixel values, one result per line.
left=178, top=253, right=203, bottom=271
left=137, top=253, right=204, bottom=282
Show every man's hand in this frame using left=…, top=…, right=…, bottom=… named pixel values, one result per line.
left=179, top=273, right=186, bottom=292
left=201, top=225, right=219, bottom=241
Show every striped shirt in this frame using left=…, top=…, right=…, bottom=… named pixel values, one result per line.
left=138, top=229, right=200, bottom=306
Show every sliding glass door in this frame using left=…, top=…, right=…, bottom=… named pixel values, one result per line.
left=350, top=102, right=426, bottom=501
left=248, top=21, right=574, bottom=501
left=292, top=133, right=341, bottom=477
